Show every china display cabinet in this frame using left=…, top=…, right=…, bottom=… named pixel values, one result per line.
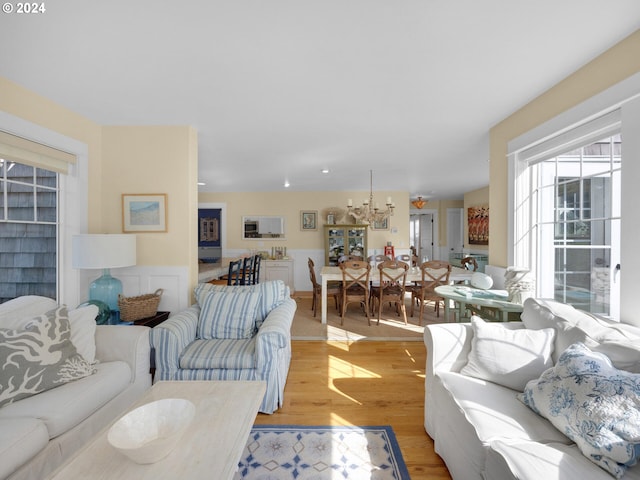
left=324, top=224, right=368, bottom=266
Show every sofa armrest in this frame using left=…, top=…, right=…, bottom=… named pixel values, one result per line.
left=149, top=305, right=200, bottom=375
left=424, top=323, right=474, bottom=376
left=255, top=298, right=296, bottom=364
left=95, top=325, right=150, bottom=385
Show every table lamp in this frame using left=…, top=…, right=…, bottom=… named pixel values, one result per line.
left=72, top=234, right=137, bottom=319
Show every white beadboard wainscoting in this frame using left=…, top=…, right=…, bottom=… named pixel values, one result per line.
left=77, top=266, right=190, bottom=315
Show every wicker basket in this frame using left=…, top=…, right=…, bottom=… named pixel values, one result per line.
left=118, top=289, right=163, bottom=321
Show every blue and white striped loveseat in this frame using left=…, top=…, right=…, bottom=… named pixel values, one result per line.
left=150, top=280, right=296, bottom=414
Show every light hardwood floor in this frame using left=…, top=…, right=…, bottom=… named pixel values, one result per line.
left=253, top=340, right=452, bottom=479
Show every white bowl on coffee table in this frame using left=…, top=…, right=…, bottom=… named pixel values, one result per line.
left=107, top=398, right=195, bottom=464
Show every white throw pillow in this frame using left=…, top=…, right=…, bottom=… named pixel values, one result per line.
left=68, top=305, right=98, bottom=364
left=460, top=316, right=555, bottom=391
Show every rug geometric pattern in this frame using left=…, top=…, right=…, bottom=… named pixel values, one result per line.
left=234, top=425, right=411, bottom=479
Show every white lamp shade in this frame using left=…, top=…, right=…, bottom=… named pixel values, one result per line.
left=72, top=234, right=137, bottom=269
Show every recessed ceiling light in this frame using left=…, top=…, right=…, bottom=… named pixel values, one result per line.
left=284, top=181, right=290, bottom=188
left=321, top=169, right=330, bottom=174
left=197, top=182, right=206, bottom=186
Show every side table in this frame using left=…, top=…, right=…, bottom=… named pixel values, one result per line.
left=130, top=311, right=170, bottom=328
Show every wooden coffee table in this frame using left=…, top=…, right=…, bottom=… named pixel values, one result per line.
left=48, top=380, right=266, bottom=480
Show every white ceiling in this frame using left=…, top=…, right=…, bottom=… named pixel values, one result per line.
left=1, top=1, right=639, bottom=200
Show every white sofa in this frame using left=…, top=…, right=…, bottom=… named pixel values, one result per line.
left=424, top=297, right=640, bottom=480
left=0, top=296, right=151, bottom=480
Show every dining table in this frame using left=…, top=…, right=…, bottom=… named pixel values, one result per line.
left=319, top=265, right=473, bottom=325
left=434, top=284, right=524, bottom=322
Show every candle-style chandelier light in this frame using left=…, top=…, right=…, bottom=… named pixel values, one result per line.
left=346, top=170, right=394, bottom=228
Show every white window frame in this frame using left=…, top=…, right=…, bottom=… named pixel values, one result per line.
left=0, top=111, right=89, bottom=307
left=507, top=73, right=640, bottom=323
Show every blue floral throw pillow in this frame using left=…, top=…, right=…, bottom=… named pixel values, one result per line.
left=519, top=342, right=640, bottom=478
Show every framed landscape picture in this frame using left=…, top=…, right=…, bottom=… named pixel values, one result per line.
left=300, top=210, right=318, bottom=231
left=372, top=217, right=389, bottom=230
left=122, top=194, right=167, bottom=233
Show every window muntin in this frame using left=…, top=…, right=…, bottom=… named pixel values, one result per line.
left=0, top=160, right=58, bottom=302
left=532, top=134, right=621, bottom=317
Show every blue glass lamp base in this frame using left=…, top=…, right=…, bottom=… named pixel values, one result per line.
left=89, top=269, right=122, bottom=324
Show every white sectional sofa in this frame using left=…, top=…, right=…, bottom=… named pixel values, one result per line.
left=425, top=297, right=640, bottom=480
left=0, top=296, right=151, bottom=480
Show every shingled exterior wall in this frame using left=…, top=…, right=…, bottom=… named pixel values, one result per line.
left=0, top=163, right=57, bottom=303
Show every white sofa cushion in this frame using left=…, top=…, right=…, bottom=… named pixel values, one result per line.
left=521, top=298, right=640, bottom=363
left=0, top=296, right=58, bottom=328
left=68, top=305, right=98, bottom=364
left=0, top=417, right=49, bottom=480
left=485, top=439, right=639, bottom=480
left=0, top=361, right=131, bottom=439
left=0, top=306, right=96, bottom=407
left=438, top=371, right=571, bottom=444
left=460, top=316, right=555, bottom=391
left=520, top=342, right=640, bottom=478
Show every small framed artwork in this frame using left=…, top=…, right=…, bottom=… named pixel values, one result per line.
left=122, top=194, right=167, bottom=233
left=300, top=210, right=318, bottom=231
left=372, top=217, right=389, bottom=230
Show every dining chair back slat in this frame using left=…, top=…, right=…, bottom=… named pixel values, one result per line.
left=240, top=255, right=254, bottom=285
left=338, top=260, right=371, bottom=325
left=408, top=260, right=451, bottom=323
left=370, top=260, right=409, bottom=325
left=252, top=254, right=262, bottom=285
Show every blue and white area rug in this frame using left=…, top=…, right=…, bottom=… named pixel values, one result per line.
left=234, top=425, right=410, bottom=479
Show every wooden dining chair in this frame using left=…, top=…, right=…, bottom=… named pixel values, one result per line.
left=308, top=258, right=340, bottom=317
left=370, top=260, right=409, bottom=325
left=338, top=260, right=371, bottom=325
left=407, top=260, right=451, bottom=323
left=368, top=254, right=389, bottom=265
left=209, top=258, right=242, bottom=286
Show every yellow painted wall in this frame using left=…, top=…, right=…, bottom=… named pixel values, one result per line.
left=199, top=190, right=410, bottom=252
left=0, top=77, right=104, bottom=231
left=1, top=78, right=199, bottom=287
left=464, top=186, right=489, bottom=251
left=489, top=29, right=640, bottom=267
left=101, top=126, right=198, bottom=271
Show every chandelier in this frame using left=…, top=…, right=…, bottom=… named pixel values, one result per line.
left=411, top=196, right=426, bottom=209
left=346, top=170, right=394, bottom=228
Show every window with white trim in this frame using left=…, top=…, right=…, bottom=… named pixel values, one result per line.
left=0, top=160, right=59, bottom=302
left=0, top=130, right=75, bottom=304
left=512, top=112, right=622, bottom=319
